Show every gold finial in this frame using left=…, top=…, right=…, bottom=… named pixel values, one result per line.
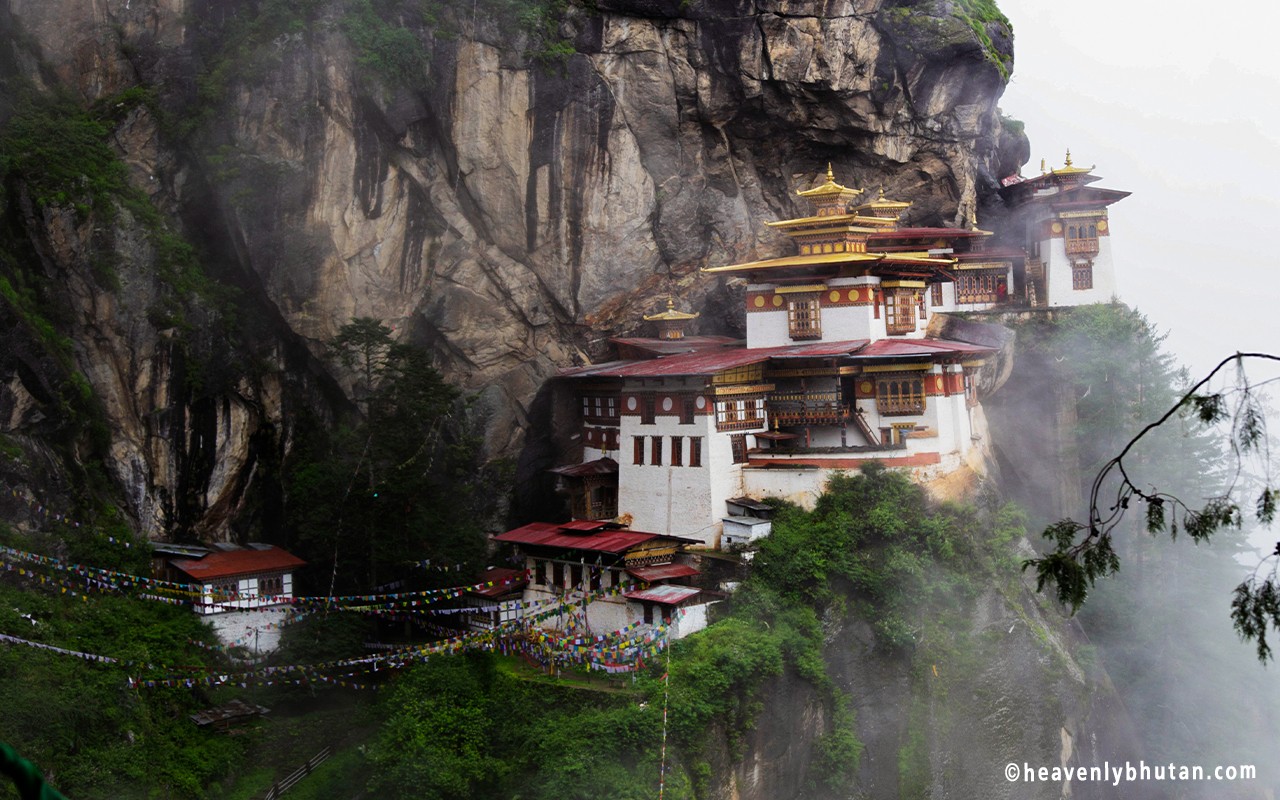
left=1064, top=149, right=1073, bottom=168
left=1040, top=157, right=1046, bottom=174
left=970, top=216, right=979, bottom=231
left=878, top=186, right=887, bottom=199
left=666, top=296, right=676, bottom=311
left=826, top=163, right=835, bottom=182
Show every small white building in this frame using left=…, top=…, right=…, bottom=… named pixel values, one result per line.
left=998, top=152, right=1130, bottom=307
left=166, top=544, right=305, bottom=615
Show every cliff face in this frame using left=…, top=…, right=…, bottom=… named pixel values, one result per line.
left=0, top=0, right=1026, bottom=540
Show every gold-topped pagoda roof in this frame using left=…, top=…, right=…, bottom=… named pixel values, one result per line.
left=764, top=212, right=897, bottom=232
left=642, top=297, right=699, bottom=322
left=795, top=164, right=863, bottom=201
left=1047, top=149, right=1094, bottom=177
left=702, top=250, right=883, bottom=275
left=849, top=187, right=912, bottom=217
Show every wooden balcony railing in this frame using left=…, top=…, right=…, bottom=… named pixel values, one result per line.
left=768, top=391, right=849, bottom=426
left=1065, top=237, right=1099, bottom=255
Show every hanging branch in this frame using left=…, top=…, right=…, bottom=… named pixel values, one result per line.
left=1025, top=352, right=1280, bottom=659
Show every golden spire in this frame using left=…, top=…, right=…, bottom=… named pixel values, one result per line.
left=1064, top=149, right=1073, bottom=168
left=826, top=163, right=834, bottom=182
left=1040, top=158, right=1046, bottom=174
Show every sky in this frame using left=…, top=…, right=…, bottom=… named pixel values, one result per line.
left=995, top=0, right=1280, bottom=379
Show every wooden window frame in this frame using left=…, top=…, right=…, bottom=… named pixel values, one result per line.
left=787, top=294, right=822, bottom=340
left=640, top=393, right=656, bottom=425
left=651, top=435, right=663, bottom=466
left=875, top=374, right=927, bottom=416
left=884, top=289, right=917, bottom=335
left=633, top=436, right=645, bottom=466
left=730, top=433, right=748, bottom=464
left=680, top=395, right=696, bottom=424
left=689, top=436, right=703, bottom=468
left=930, top=282, right=943, bottom=307
left=1072, top=261, right=1094, bottom=290
left=670, top=435, right=683, bottom=467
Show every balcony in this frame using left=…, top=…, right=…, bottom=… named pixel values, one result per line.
left=1065, top=237, right=1099, bottom=256
left=768, top=391, right=849, bottom=426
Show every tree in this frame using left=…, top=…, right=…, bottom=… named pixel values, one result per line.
left=1027, top=352, right=1280, bottom=659
left=286, top=319, right=494, bottom=593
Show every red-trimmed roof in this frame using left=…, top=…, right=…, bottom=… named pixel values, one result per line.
left=494, top=522, right=697, bottom=554
left=767, top=339, right=869, bottom=359
left=170, top=546, right=305, bottom=581
left=468, top=567, right=528, bottom=598
left=850, top=338, right=995, bottom=360
left=627, top=563, right=700, bottom=582
left=624, top=585, right=702, bottom=605
left=560, top=348, right=776, bottom=379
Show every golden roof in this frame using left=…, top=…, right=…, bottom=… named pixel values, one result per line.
left=702, top=250, right=883, bottom=274
left=796, top=164, right=863, bottom=200
left=1048, top=149, right=1094, bottom=177
left=850, top=187, right=912, bottom=215
left=765, top=213, right=897, bottom=233
left=642, top=297, right=699, bottom=322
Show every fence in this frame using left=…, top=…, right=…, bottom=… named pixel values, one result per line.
left=262, top=746, right=332, bottom=800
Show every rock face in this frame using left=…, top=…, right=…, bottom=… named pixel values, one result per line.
left=0, top=0, right=1024, bottom=532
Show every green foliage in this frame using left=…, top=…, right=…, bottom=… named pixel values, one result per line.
left=0, top=581, right=240, bottom=799
left=0, top=91, right=130, bottom=218
left=341, top=0, right=430, bottom=84
left=951, top=0, right=1012, bottom=79
left=367, top=653, right=677, bottom=800
left=285, top=319, right=496, bottom=592
left=753, top=464, right=1006, bottom=649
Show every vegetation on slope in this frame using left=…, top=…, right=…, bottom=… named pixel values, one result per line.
left=1002, top=303, right=1280, bottom=795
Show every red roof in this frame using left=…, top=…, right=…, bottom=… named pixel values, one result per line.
left=624, top=585, right=702, bottom=605
left=627, top=563, right=700, bottom=582
left=468, top=567, right=528, bottom=598
left=560, top=348, right=776, bottom=379
left=494, top=522, right=697, bottom=554
left=170, top=546, right=305, bottom=581
left=767, top=340, right=869, bottom=359
left=850, top=338, right=995, bottom=360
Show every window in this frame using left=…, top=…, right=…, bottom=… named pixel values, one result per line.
left=918, top=292, right=927, bottom=320
left=552, top=562, right=564, bottom=589
left=1072, top=261, right=1093, bottom=290
left=259, top=574, right=283, bottom=598
left=581, top=394, right=618, bottom=424
left=689, top=437, right=703, bottom=467
left=876, top=375, right=927, bottom=415
left=930, top=282, right=943, bottom=307
left=670, top=436, right=683, bottom=466
left=640, top=393, right=655, bottom=425
left=535, top=560, right=547, bottom=586
left=884, top=290, right=916, bottom=335
left=633, top=436, right=645, bottom=466
left=571, top=564, right=583, bottom=587
left=955, top=270, right=1006, bottom=304
left=651, top=436, right=663, bottom=466
left=1065, top=221, right=1100, bottom=255
left=731, top=434, right=748, bottom=464
left=787, top=294, right=822, bottom=340
left=715, top=396, right=764, bottom=431
left=680, top=395, right=696, bottom=424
